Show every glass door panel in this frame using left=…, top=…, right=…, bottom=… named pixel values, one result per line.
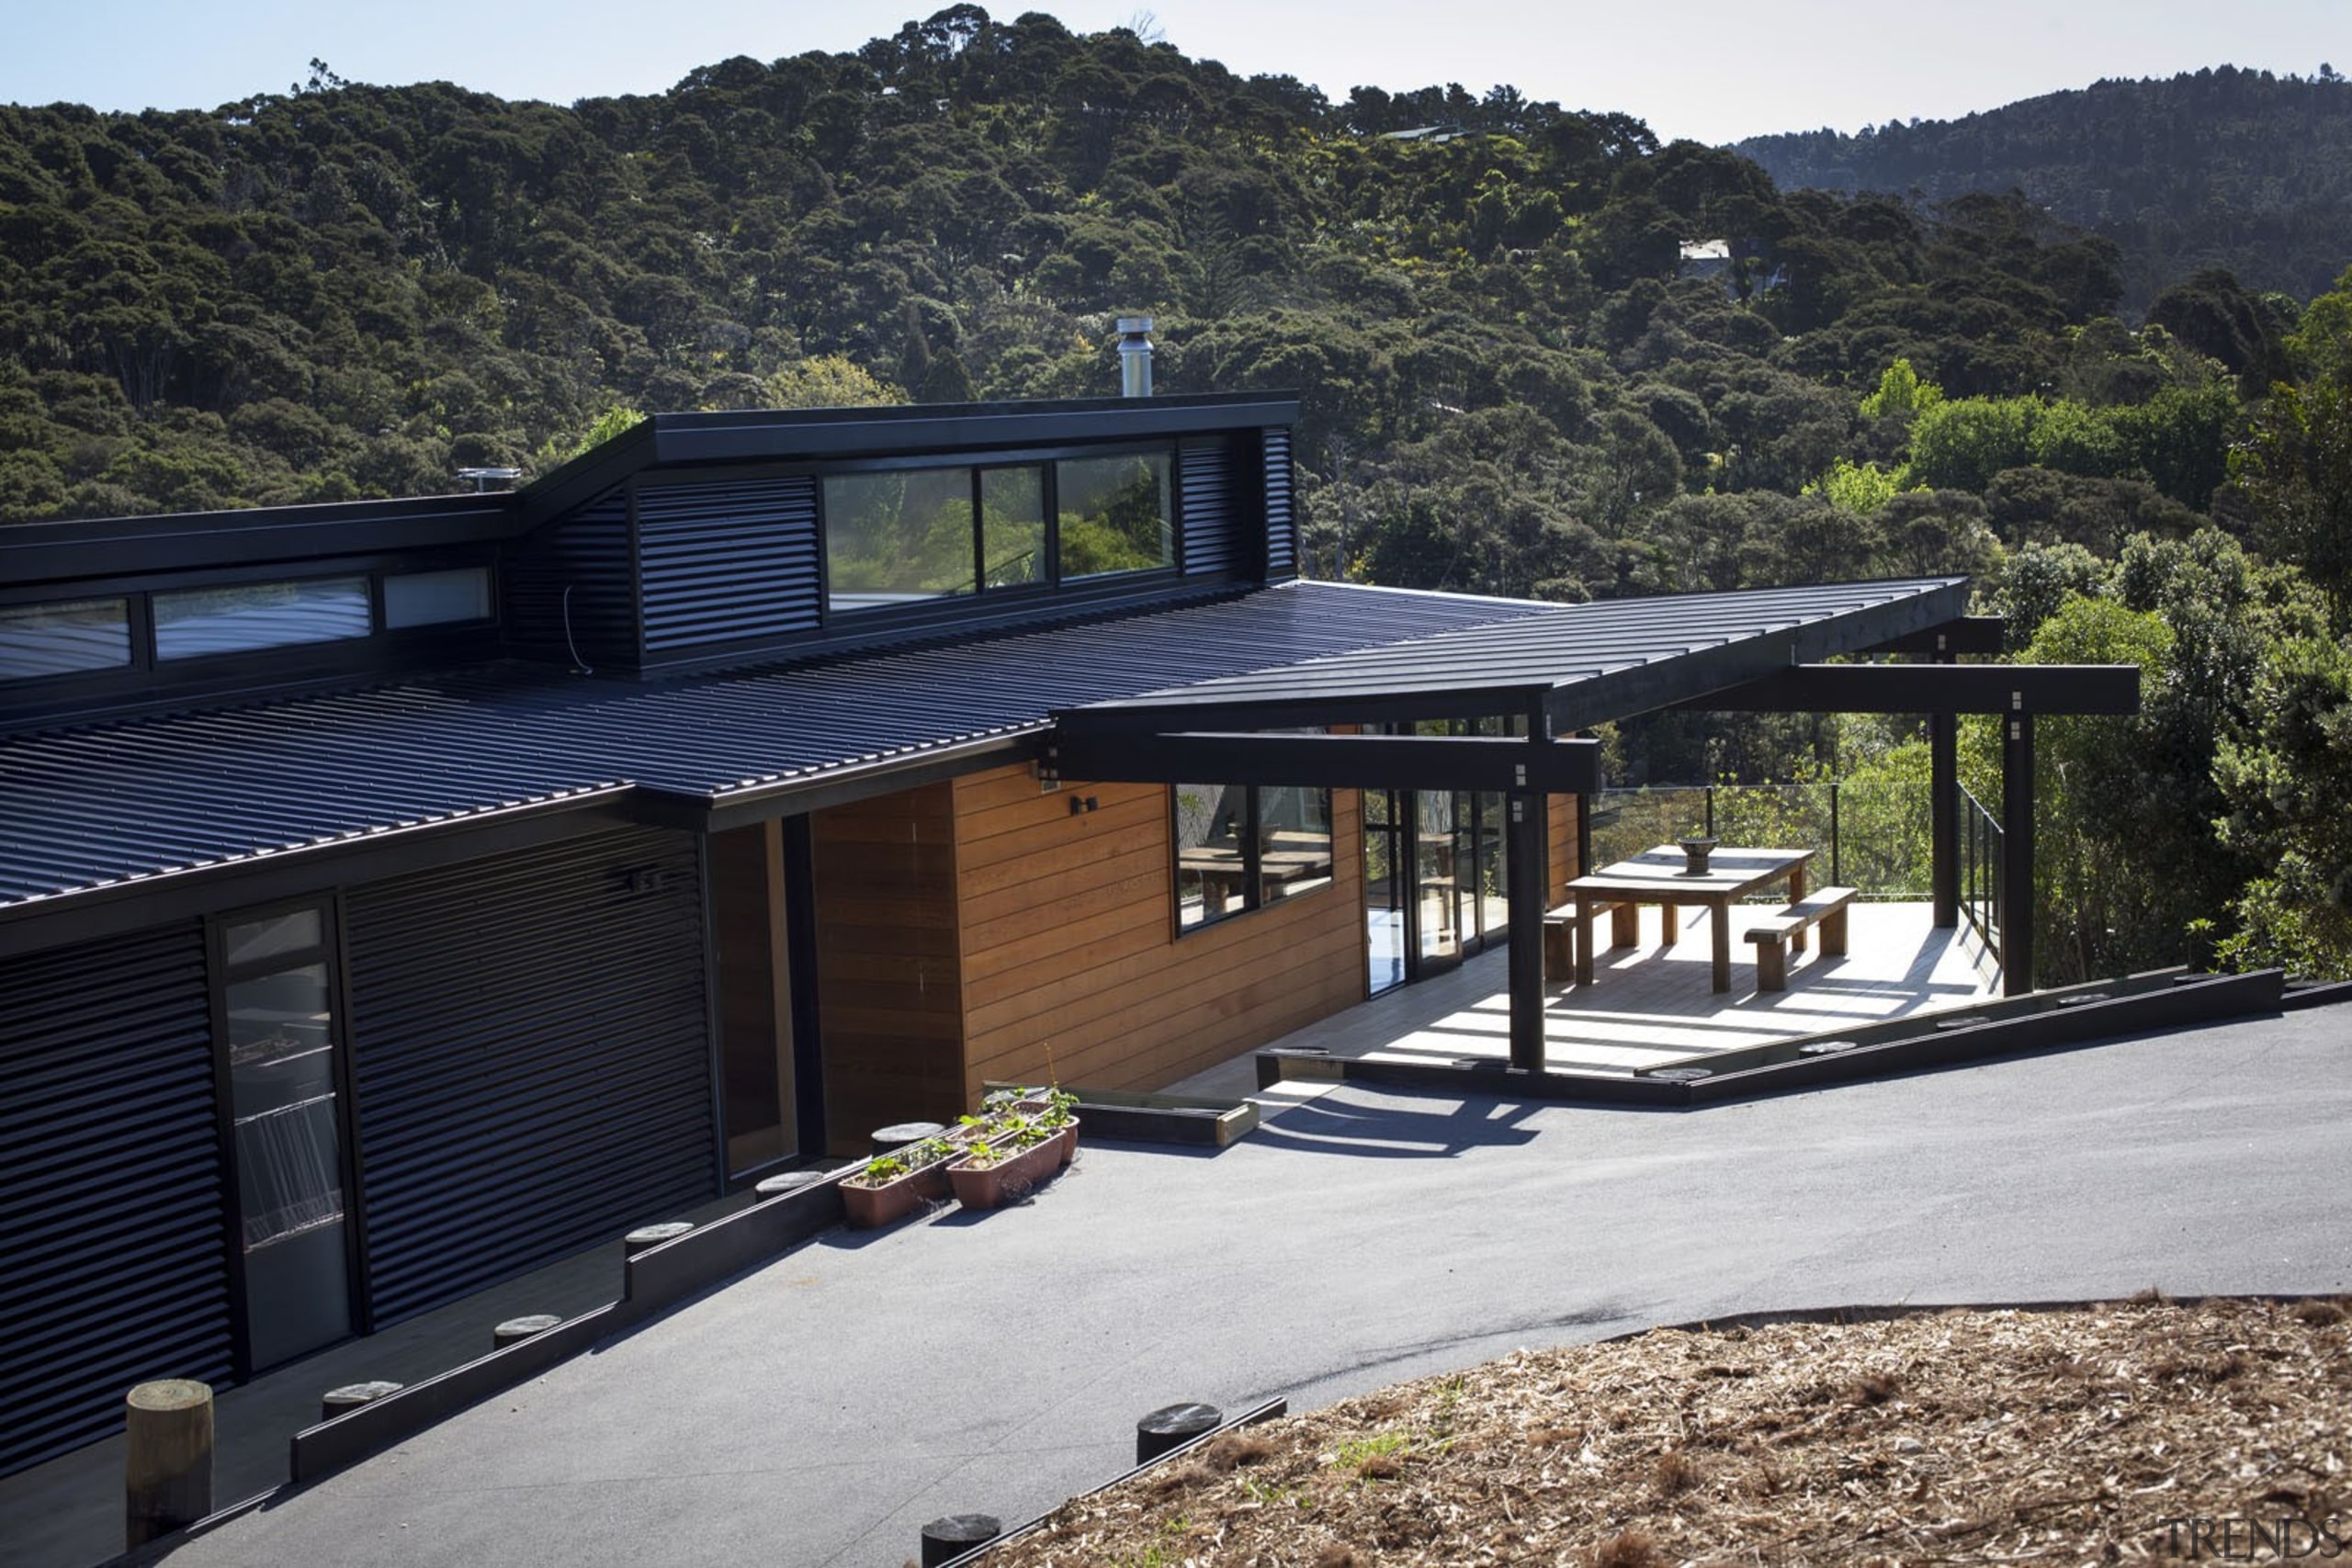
left=1415, top=789, right=1460, bottom=969
left=220, top=925, right=352, bottom=1370
left=1451, top=790, right=1482, bottom=951
left=1364, top=789, right=1405, bottom=993
left=1476, top=791, right=1510, bottom=943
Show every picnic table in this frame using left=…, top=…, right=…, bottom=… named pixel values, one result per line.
left=1556, top=843, right=1816, bottom=993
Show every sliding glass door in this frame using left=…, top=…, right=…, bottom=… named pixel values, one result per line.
left=1363, top=718, right=1521, bottom=991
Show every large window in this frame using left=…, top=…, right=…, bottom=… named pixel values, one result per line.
left=825, top=450, right=1172, bottom=617
left=823, top=469, right=982, bottom=611
left=1173, top=782, right=1334, bottom=931
left=1057, top=453, right=1171, bottom=579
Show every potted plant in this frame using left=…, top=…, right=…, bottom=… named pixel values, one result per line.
left=1029, top=1087, right=1081, bottom=1166
left=946, top=1118, right=1067, bottom=1211
left=839, top=1135, right=959, bottom=1228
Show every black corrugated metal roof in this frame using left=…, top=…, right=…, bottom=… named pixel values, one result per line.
left=1070, top=579, right=1970, bottom=733
left=0, top=581, right=1534, bottom=915
left=0, top=577, right=1962, bottom=919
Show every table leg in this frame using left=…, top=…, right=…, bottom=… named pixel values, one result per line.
left=1790, top=863, right=1810, bottom=953
left=1575, top=893, right=1595, bottom=987
left=1711, top=899, right=1732, bottom=992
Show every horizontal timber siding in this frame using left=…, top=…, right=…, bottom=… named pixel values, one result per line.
left=954, top=762, right=1363, bottom=1098
left=1549, top=792, right=1583, bottom=899
left=810, top=783, right=964, bottom=1154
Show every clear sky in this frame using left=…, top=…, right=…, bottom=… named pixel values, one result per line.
left=6, top=1, right=2346, bottom=145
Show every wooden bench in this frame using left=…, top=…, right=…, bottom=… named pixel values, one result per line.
left=1743, top=886, right=1859, bottom=991
left=1543, top=897, right=1655, bottom=974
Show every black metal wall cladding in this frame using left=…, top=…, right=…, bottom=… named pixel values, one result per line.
left=636, top=476, right=821, bottom=657
left=1261, top=427, right=1297, bottom=579
left=344, top=828, right=713, bottom=1325
left=1178, top=438, right=1235, bottom=578
left=503, top=489, right=638, bottom=668
left=0, top=922, right=230, bottom=1477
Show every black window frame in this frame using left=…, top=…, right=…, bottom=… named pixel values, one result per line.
left=1170, top=781, right=1336, bottom=936
left=817, top=441, right=1180, bottom=625
left=0, top=550, right=502, bottom=721
left=204, top=892, right=368, bottom=1377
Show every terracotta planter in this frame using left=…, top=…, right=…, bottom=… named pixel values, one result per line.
left=840, top=1149, right=957, bottom=1228
left=947, top=1133, right=1066, bottom=1211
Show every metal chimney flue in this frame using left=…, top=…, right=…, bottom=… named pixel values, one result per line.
left=1115, top=316, right=1154, bottom=397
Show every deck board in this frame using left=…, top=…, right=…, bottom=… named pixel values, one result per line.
left=1165, top=902, right=1997, bottom=1097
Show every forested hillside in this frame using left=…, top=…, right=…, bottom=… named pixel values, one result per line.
left=2, top=9, right=2349, bottom=980
left=1736, top=65, right=2352, bottom=314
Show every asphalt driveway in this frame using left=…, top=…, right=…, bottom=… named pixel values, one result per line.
left=164, top=1005, right=2351, bottom=1568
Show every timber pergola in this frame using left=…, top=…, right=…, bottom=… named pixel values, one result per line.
left=1051, top=579, right=2142, bottom=1072
left=1677, top=653, right=2141, bottom=1001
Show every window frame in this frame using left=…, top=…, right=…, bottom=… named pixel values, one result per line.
left=0, top=553, right=501, bottom=707
left=204, top=893, right=367, bottom=1375
left=817, top=441, right=1180, bottom=624
left=1170, top=780, right=1336, bottom=936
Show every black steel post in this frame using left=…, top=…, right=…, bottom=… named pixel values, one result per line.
left=1506, top=790, right=1549, bottom=1072
left=1930, top=710, right=1958, bottom=926
left=1575, top=785, right=1593, bottom=879
left=1829, top=782, right=1841, bottom=886
left=2000, top=710, right=2035, bottom=997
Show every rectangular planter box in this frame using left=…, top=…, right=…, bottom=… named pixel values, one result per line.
left=841, top=1151, right=957, bottom=1228
left=947, top=1133, right=1066, bottom=1211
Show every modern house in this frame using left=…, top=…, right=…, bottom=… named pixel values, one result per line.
left=0, top=387, right=2127, bottom=1478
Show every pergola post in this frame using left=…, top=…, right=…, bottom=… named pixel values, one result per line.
left=1506, top=789, right=1549, bottom=1072
left=1929, top=708, right=1958, bottom=928
left=1999, top=710, right=2035, bottom=996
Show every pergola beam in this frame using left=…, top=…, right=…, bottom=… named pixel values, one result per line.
left=1865, top=615, right=2007, bottom=657
left=1043, top=731, right=1602, bottom=795
left=1679, top=663, right=2140, bottom=716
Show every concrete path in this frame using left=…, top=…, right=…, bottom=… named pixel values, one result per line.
left=157, top=1004, right=2351, bottom=1568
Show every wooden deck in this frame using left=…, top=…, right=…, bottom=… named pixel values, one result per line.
left=1166, top=901, right=1997, bottom=1097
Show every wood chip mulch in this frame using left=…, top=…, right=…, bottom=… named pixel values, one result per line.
left=978, top=1295, right=2350, bottom=1566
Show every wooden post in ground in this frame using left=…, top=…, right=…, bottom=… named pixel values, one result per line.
left=125, top=1379, right=213, bottom=1549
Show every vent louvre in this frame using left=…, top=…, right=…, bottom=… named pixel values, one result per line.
left=1262, top=428, right=1297, bottom=580
left=1178, top=439, right=1235, bottom=578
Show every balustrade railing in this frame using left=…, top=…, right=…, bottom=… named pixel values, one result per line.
left=1959, top=784, right=2003, bottom=956
left=1588, top=782, right=1932, bottom=900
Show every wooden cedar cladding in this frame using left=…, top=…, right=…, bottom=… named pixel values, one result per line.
left=709, top=820, right=797, bottom=1172
left=808, top=784, right=965, bottom=1154
left=1547, top=792, right=1585, bottom=900
left=803, top=763, right=1367, bottom=1150
left=954, top=763, right=1363, bottom=1101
